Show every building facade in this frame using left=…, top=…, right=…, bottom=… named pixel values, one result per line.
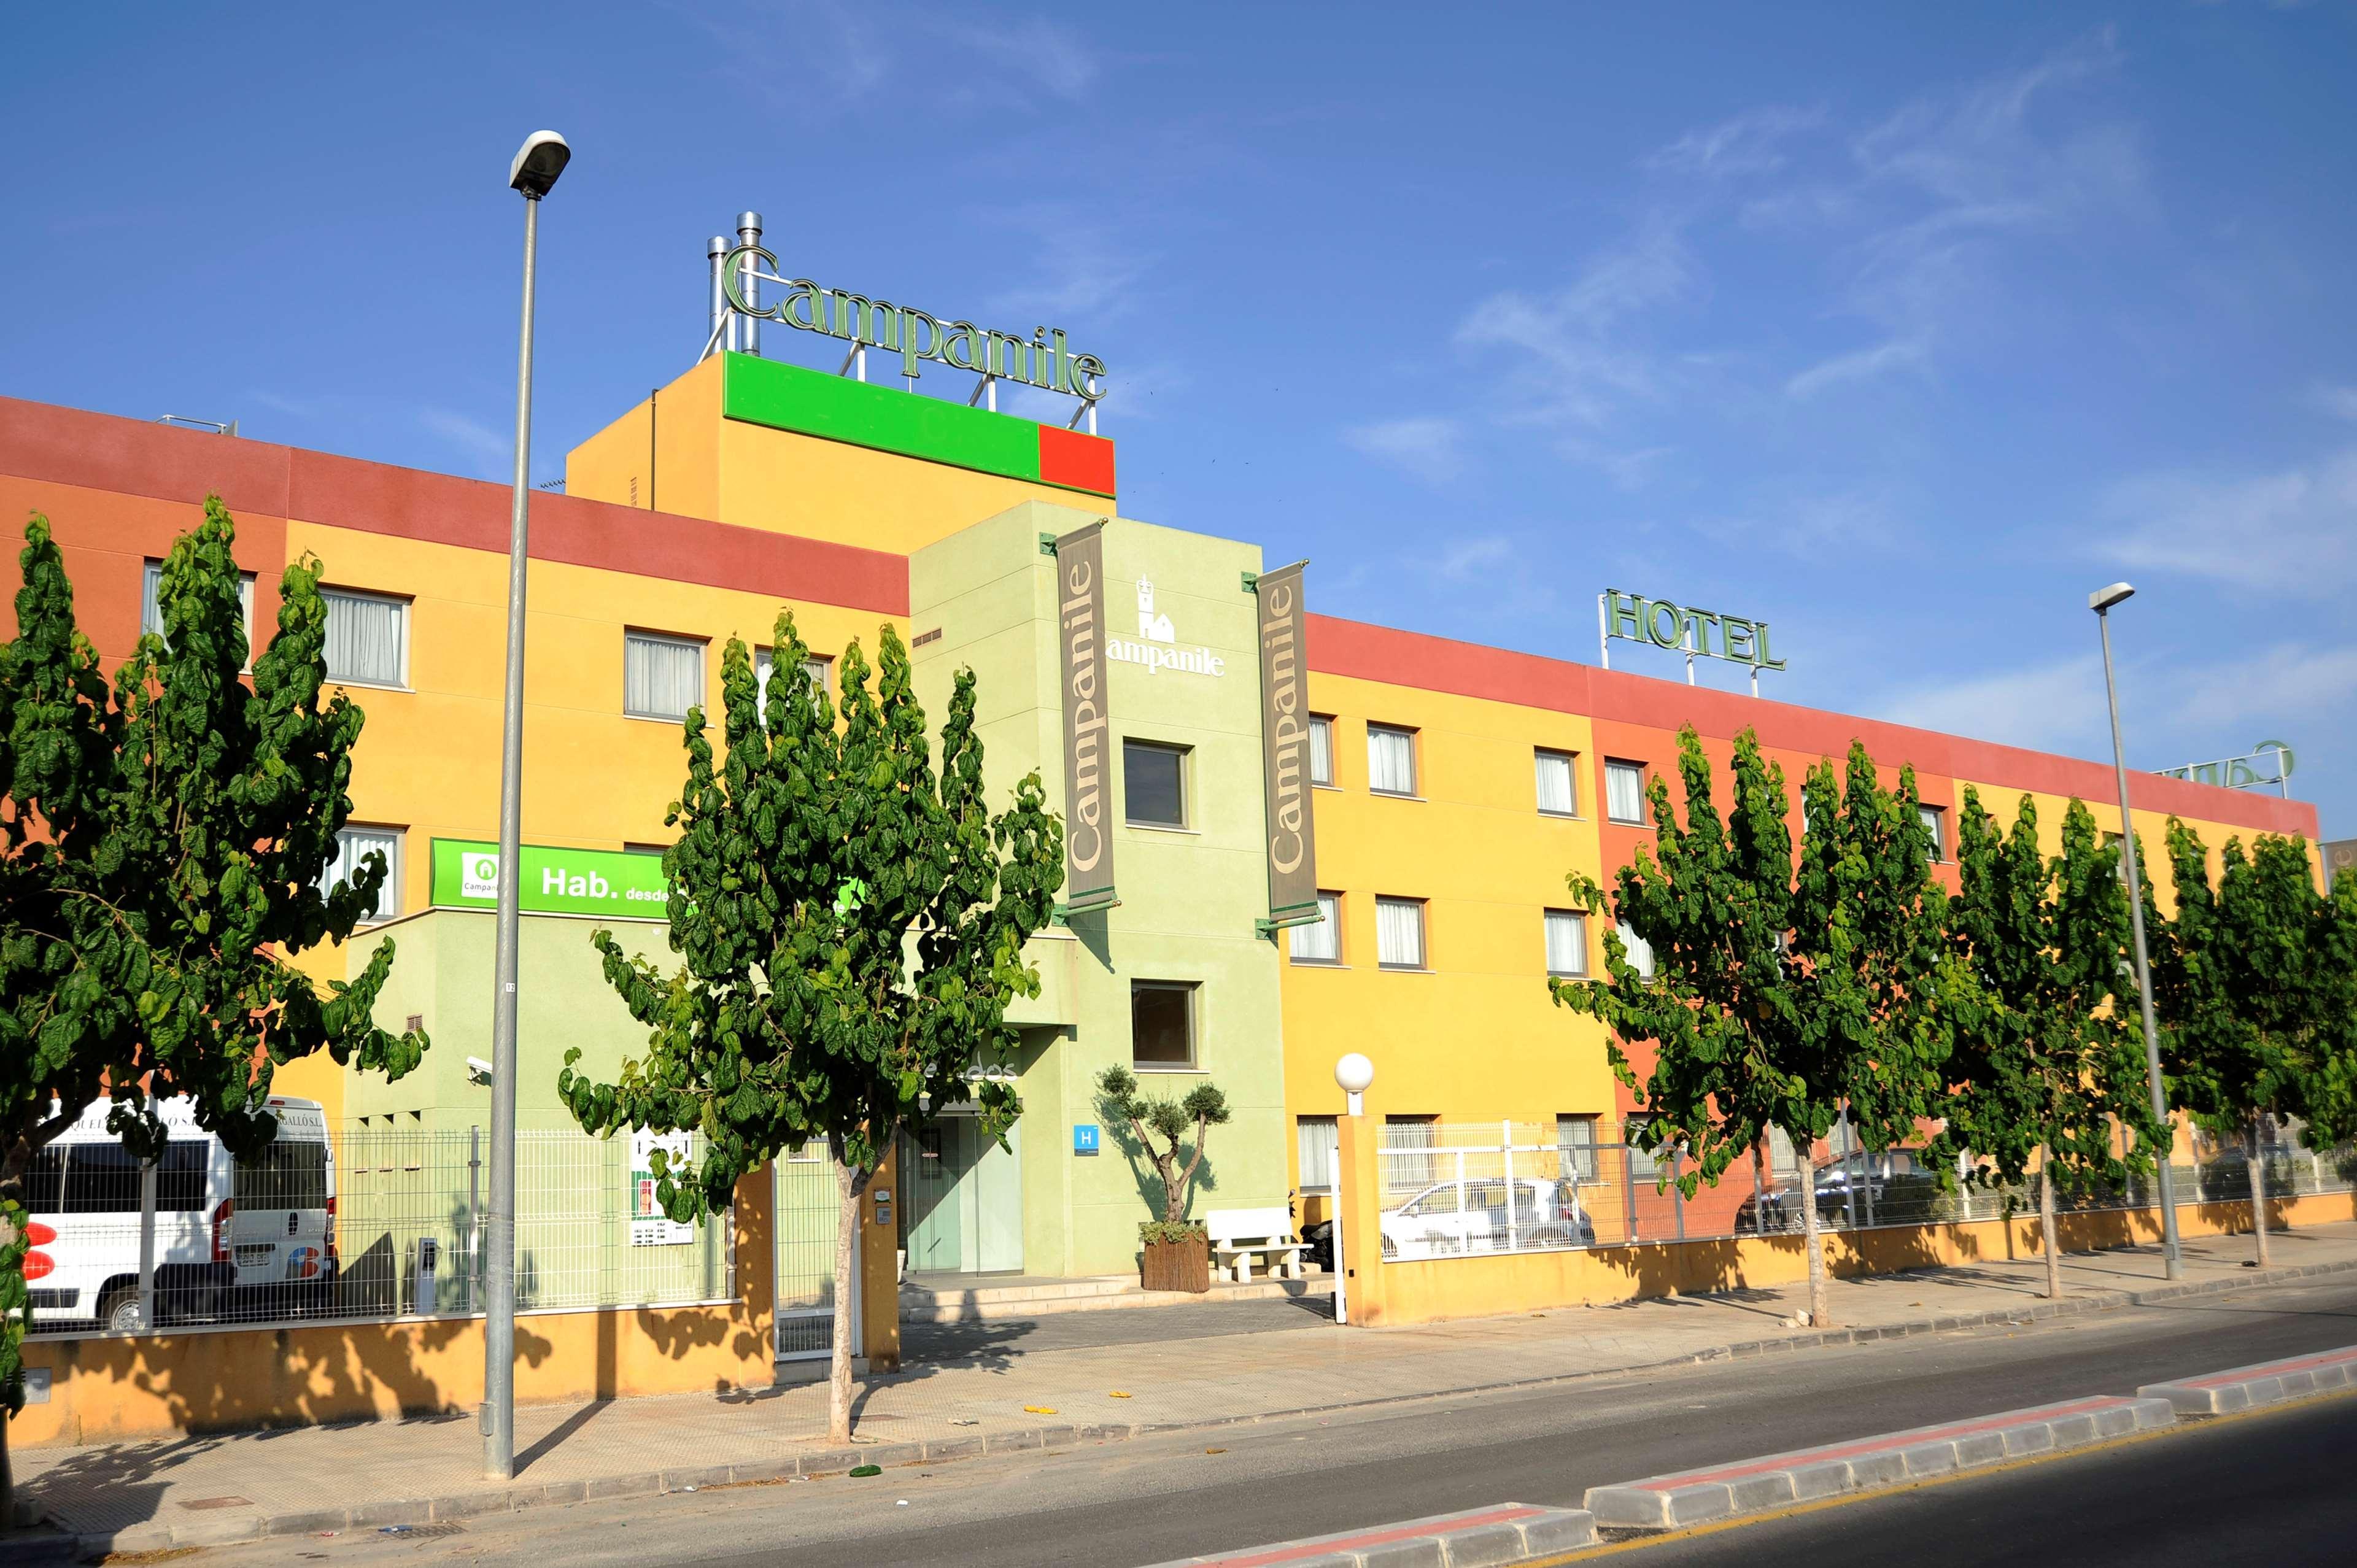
left=0, top=352, right=2322, bottom=1288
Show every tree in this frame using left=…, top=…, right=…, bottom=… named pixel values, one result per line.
left=2154, top=823, right=2350, bottom=1265
left=1096, top=1065, right=1231, bottom=1235
left=557, top=615, right=1061, bottom=1443
left=0, top=503, right=427, bottom=1510
left=1553, top=727, right=1953, bottom=1330
left=1938, top=792, right=2163, bottom=1297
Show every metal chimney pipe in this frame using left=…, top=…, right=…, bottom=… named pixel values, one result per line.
left=707, top=235, right=731, bottom=354
left=735, top=210, right=764, bottom=358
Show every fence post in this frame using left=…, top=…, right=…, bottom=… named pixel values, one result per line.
left=1751, top=1154, right=1764, bottom=1232
left=467, top=1124, right=483, bottom=1313
left=136, top=1155, right=158, bottom=1332
left=1622, top=1142, right=1638, bottom=1244
left=1671, top=1148, right=1686, bottom=1242
left=1336, top=1111, right=1385, bottom=1325
left=1502, top=1121, right=1517, bottom=1254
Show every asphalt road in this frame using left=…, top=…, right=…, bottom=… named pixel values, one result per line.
left=1620, top=1389, right=2357, bottom=1567
left=187, top=1275, right=2357, bottom=1568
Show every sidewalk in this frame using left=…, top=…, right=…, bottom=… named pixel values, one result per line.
left=18, top=1223, right=2357, bottom=1556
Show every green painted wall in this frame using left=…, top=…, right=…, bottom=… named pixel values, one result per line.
left=909, top=501, right=1290, bottom=1279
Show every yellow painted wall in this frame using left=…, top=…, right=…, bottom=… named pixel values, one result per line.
left=565, top=353, right=1094, bottom=555
left=1282, top=673, right=1616, bottom=1203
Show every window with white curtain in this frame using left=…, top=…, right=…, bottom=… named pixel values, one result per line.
left=1297, top=1116, right=1339, bottom=1194
left=1557, top=1115, right=1600, bottom=1183
left=1535, top=749, right=1578, bottom=816
left=1605, top=760, right=1646, bottom=824
left=143, top=560, right=256, bottom=663
left=1544, top=909, right=1589, bottom=976
left=322, top=589, right=408, bottom=687
left=1309, top=715, right=1334, bottom=786
left=1615, top=919, right=1657, bottom=981
left=1918, top=804, right=1946, bottom=862
left=1368, top=725, right=1417, bottom=795
left=1376, top=895, right=1426, bottom=968
left=1290, top=890, right=1342, bottom=963
left=324, top=826, right=403, bottom=923
left=754, top=648, right=833, bottom=720
left=625, top=631, right=706, bottom=720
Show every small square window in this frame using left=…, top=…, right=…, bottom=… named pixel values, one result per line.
left=1557, top=1115, right=1600, bottom=1183
left=1290, top=891, right=1343, bottom=964
left=322, top=587, right=409, bottom=688
left=144, top=558, right=257, bottom=669
left=1123, top=740, right=1189, bottom=828
left=753, top=647, right=832, bottom=722
left=1615, top=919, right=1657, bottom=981
left=1297, top=1116, right=1339, bottom=1194
left=1368, top=725, right=1418, bottom=796
left=1535, top=749, right=1579, bottom=816
left=1918, top=805, right=1946, bottom=863
left=1130, top=981, right=1198, bottom=1068
left=325, top=825, right=404, bottom=924
left=625, top=630, right=707, bottom=720
left=1376, top=896, right=1426, bottom=969
left=1544, top=909, right=1589, bottom=977
left=1605, top=760, right=1647, bottom=825
left=1309, top=716, right=1335, bottom=787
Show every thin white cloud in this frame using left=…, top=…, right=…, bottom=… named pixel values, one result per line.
left=1785, top=338, right=1928, bottom=399
left=1453, top=223, right=1697, bottom=432
left=1883, top=655, right=2108, bottom=754
left=419, top=409, right=511, bottom=481
left=1344, top=416, right=1462, bottom=483
left=2310, top=383, right=2357, bottom=422
left=2175, top=644, right=2357, bottom=731
left=2103, top=447, right=2357, bottom=595
left=1646, top=106, right=1824, bottom=179
left=937, top=14, right=1101, bottom=101
left=1436, top=534, right=1511, bottom=582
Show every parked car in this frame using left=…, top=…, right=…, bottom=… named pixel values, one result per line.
left=21, top=1095, right=340, bottom=1332
left=1735, top=1148, right=1943, bottom=1233
left=1379, top=1176, right=1595, bottom=1258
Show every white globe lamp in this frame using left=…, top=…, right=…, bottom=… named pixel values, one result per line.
left=1334, top=1052, right=1374, bottom=1116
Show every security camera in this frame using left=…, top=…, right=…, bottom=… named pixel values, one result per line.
left=466, top=1057, right=495, bottom=1086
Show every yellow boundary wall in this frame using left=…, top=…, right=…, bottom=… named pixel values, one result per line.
left=1360, top=1189, right=2357, bottom=1327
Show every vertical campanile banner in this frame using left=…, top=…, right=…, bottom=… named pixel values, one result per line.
left=1056, top=520, right=1118, bottom=911
left=1255, top=560, right=1318, bottom=923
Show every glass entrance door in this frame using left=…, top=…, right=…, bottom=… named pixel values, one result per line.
left=900, top=1119, right=1023, bottom=1276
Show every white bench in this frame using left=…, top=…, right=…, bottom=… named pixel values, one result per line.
left=1207, top=1207, right=1306, bottom=1283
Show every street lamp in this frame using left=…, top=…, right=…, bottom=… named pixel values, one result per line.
left=1332, top=1054, right=1374, bottom=1326
left=2091, top=581, right=2182, bottom=1282
left=484, top=128, right=569, bottom=1481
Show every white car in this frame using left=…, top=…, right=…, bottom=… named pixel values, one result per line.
left=21, top=1095, right=339, bottom=1332
left=1379, top=1176, right=1595, bottom=1258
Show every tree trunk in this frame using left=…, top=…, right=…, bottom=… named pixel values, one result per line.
left=2038, top=1144, right=2061, bottom=1300
left=1797, top=1148, right=1830, bottom=1328
left=827, top=1146, right=872, bottom=1446
left=2248, top=1116, right=2272, bottom=1269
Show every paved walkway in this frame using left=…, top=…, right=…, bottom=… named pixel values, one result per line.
left=18, top=1224, right=2357, bottom=1554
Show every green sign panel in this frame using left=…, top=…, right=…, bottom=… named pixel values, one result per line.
left=428, top=840, right=672, bottom=921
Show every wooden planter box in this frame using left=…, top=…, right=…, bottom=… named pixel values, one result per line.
left=1140, top=1235, right=1210, bottom=1294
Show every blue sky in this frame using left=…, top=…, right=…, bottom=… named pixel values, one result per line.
left=7, top=4, right=2353, bottom=834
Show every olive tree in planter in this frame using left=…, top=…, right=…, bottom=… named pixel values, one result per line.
left=1097, top=1065, right=1229, bottom=1292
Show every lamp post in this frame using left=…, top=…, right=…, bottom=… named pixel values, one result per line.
left=2091, top=581, right=2182, bottom=1282
left=483, top=129, right=570, bottom=1480
left=1332, top=1053, right=1374, bottom=1326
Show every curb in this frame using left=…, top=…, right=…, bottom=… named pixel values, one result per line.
left=1137, top=1503, right=1597, bottom=1568
left=1583, top=1395, right=2175, bottom=1531
left=2138, top=1344, right=2357, bottom=1417
left=45, top=1251, right=2357, bottom=1558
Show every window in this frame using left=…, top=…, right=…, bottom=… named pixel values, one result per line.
left=1604, top=760, right=1647, bottom=825
left=1297, top=1116, right=1339, bottom=1194
left=235, top=1140, right=330, bottom=1210
left=1290, top=890, right=1342, bottom=964
left=52, top=1140, right=211, bottom=1215
left=144, top=559, right=256, bottom=663
left=1625, top=1114, right=1661, bottom=1180
left=1535, top=749, right=1579, bottom=816
left=1368, top=725, right=1417, bottom=796
left=1375, top=896, right=1426, bottom=969
left=1130, top=981, right=1198, bottom=1068
left=1615, top=919, right=1656, bottom=981
left=1123, top=740, right=1189, bottom=828
left=1918, top=805, right=1946, bottom=863
left=1309, top=716, right=1335, bottom=786
left=1544, top=909, right=1589, bottom=977
left=752, top=648, right=830, bottom=721
left=322, top=588, right=408, bottom=687
left=625, top=631, right=706, bottom=720
left=1557, top=1115, right=1600, bottom=1183
left=325, top=826, right=404, bottom=922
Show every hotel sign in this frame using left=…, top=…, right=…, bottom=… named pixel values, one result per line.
left=1600, top=589, right=1788, bottom=675
left=1055, top=522, right=1118, bottom=913
left=1255, top=562, right=1320, bottom=927
left=430, top=840, right=671, bottom=921
left=2158, top=741, right=2294, bottom=794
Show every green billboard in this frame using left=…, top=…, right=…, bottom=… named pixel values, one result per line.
left=428, top=840, right=671, bottom=921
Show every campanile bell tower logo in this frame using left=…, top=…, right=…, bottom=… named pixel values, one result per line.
left=1137, top=577, right=1175, bottom=644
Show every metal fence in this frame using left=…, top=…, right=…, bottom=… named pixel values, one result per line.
left=24, top=1124, right=733, bottom=1338
left=1375, top=1121, right=2357, bottom=1261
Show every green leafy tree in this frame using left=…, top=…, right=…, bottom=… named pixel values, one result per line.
left=0, top=504, right=425, bottom=1509
left=2153, top=823, right=2351, bottom=1264
left=1096, top=1065, right=1231, bottom=1238
left=1938, top=792, right=2163, bottom=1297
left=1554, top=727, right=1954, bottom=1329
left=557, top=616, right=1061, bottom=1443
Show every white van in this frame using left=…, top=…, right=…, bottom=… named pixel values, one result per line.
left=21, top=1095, right=339, bottom=1333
